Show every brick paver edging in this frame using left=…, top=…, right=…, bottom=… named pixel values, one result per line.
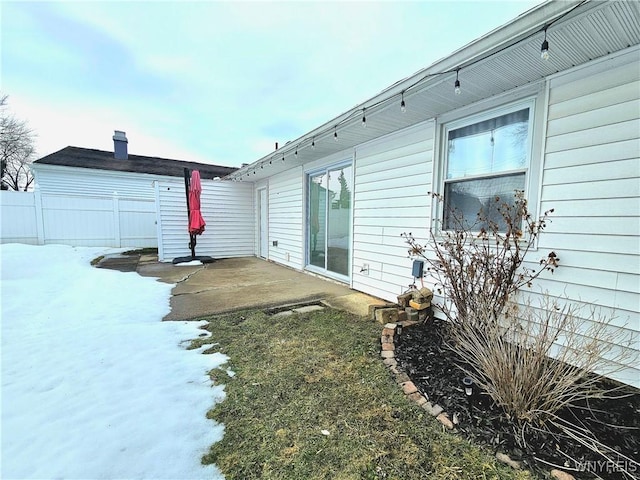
left=380, top=321, right=576, bottom=480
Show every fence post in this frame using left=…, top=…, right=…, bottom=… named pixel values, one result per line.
left=113, top=192, right=121, bottom=248
left=34, top=187, right=45, bottom=245
left=154, top=181, right=164, bottom=261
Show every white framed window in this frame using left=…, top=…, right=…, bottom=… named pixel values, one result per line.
left=441, top=99, right=535, bottom=231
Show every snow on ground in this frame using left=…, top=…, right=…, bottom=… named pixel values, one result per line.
left=1, top=244, right=226, bottom=479
left=174, top=260, right=203, bottom=267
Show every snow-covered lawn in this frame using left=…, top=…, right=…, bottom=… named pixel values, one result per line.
left=1, top=244, right=226, bottom=479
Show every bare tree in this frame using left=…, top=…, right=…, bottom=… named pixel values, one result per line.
left=1, top=94, right=36, bottom=191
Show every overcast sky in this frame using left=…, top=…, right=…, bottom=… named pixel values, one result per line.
left=2, top=0, right=543, bottom=168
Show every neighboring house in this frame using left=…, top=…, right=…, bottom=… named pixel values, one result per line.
left=225, top=0, right=640, bottom=387
left=20, top=132, right=254, bottom=260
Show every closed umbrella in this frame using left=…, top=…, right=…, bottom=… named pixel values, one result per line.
left=188, top=170, right=206, bottom=236
left=172, top=168, right=214, bottom=264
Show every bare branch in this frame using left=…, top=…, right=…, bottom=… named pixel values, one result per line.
left=1, top=93, right=37, bottom=191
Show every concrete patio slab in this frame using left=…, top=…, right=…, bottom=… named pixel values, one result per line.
left=136, top=256, right=387, bottom=321
left=95, top=253, right=140, bottom=272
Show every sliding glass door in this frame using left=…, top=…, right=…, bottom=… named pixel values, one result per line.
left=307, top=163, right=352, bottom=280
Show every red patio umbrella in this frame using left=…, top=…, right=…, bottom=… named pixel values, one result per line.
left=172, top=168, right=213, bottom=264
left=188, top=170, right=206, bottom=236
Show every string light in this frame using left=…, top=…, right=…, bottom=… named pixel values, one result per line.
left=541, top=27, right=549, bottom=60
left=235, top=1, right=588, bottom=178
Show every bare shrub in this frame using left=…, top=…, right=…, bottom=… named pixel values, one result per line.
left=449, top=294, right=636, bottom=425
left=402, top=191, right=559, bottom=329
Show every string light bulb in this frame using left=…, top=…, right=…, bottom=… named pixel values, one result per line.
left=362, top=108, right=367, bottom=127
left=282, top=154, right=285, bottom=163
left=541, top=28, right=549, bottom=60
left=454, top=69, right=461, bottom=95
left=400, top=91, right=406, bottom=113
left=334, top=126, right=338, bottom=141
left=295, top=145, right=298, bottom=158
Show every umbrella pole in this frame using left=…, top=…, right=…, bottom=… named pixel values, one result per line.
left=183, top=168, right=196, bottom=259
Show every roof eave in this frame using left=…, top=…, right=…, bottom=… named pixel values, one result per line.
left=228, top=0, right=598, bottom=181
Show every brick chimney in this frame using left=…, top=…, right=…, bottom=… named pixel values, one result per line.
left=113, top=130, right=128, bottom=159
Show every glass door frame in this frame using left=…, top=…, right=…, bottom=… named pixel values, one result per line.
left=305, top=159, right=353, bottom=283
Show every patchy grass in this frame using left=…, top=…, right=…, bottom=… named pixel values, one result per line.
left=90, top=255, right=104, bottom=266
left=192, top=308, right=535, bottom=480
left=122, top=247, right=158, bottom=256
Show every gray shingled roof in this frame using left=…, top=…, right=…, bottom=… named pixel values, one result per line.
left=33, top=146, right=238, bottom=180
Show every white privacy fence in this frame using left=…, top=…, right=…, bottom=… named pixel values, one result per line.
left=0, top=191, right=40, bottom=244
left=1, top=190, right=157, bottom=248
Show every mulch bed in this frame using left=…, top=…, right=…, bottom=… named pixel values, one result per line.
left=394, top=319, right=640, bottom=480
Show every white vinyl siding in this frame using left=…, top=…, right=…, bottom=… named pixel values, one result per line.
left=351, top=121, right=435, bottom=302
left=533, top=49, right=640, bottom=387
left=267, top=166, right=304, bottom=268
left=33, top=166, right=157, bottom=199
left=156, top=179, right=254, bottom=262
